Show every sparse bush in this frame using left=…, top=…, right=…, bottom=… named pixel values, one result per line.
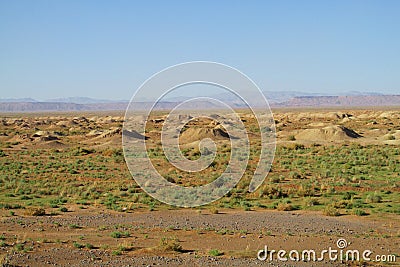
left=73, top=242, right=85, bottom=249
left=304, top=197, right=319, bottom=207
left=352, top=209, right=367, bottom=216
left=209, top=249, right=223, bottom=256
left=110, top=231, right=130, bottom=238
left=333, top=200, right=349, bottom=209
left=286, top=143, right=305, bottom=150
left=259, top=185, right=287, bottom=199
left=276, top=202, right=294, bottom=211
left=15, top=243, right=24, bottom=251
left=366, top=193, right=382, bottom=203
left=289, top=171, right=302, bottom=179
left=269, top=176, right=281, bottom=183
left=294, top=143, right=304, bottom=150
left=158, top=236, right=182, bottom=252
left=386, top=135, right=395, bottom=140
left=342, top=191, right=355, bottom=200
left=112, top=249, right=122, bottom=255
left=209, top=207, right=219, bottom=214
left=297, top=183, right=315, bottom=197
left=59, top=207, right=68, bottom=212
left=24, top=207, right=45, bottom=216
left=323, top=205, right=340, bottom=216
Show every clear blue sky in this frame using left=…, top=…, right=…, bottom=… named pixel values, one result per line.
left=1, top=0, right=399, bottom=100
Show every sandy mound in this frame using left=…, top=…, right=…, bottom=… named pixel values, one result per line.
left=73, top=116, right=89, bottom=123
left=308, top=122, right=326, bottom=127
left=56, top=120, right=78, bottom=127
left=179, top=126, right=230, bottom=144
left=37, top=135, right=59, bottom=142
left=122, top=129, right=148, bottom=140
left=296, top=125, right=362, bottom=142
left=32, top=130, right=61, bottom=142
left=34, top=140, right=66, bottom=149
left=379, top=112, right=399, bottom=119
left=95, top=116, right=120, bottom=124
left=32, top=130, right=51, bottom=137
left=19, top=123, right=31, bottom=129
left=86, top=129, right=104, bottom=137
left=381, top=130, right=400, bottom=141
left=7, top=134, right=31, bottom=143
left=88, top=127, right=122, bottom=139
left=294, top=112, right=349, bottom=121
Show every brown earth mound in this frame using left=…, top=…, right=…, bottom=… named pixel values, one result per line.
left=96, top=127, right=121, bottom=138
left=123, top=129, right=148, bottom=140
left=37, top=135, right=60, bottom=142
left=34, top=140, right=66, bottom=149
left=296, top=125, right=362, bottom=142
left=179, top=126, right=230, bottom=144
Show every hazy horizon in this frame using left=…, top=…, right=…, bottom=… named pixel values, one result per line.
left=1, top=1, right=400, bottom=100
left=0, top=89, right=397, bottom=103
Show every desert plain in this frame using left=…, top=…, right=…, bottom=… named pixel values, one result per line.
left=0, top=108, right=399, bottom=266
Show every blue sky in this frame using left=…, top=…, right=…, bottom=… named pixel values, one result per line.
left=1, top=0, right=399, bottom=100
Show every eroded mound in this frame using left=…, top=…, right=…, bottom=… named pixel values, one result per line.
left=123, top=129, right=148, bottom=140
left=179, top=126, right=230, bottom=144
left=296, top=125, right=362, bottom=142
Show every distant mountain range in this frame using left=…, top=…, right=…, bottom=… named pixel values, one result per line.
left=0, top=97, right=128, bottom=104
left=0, top=91, right=398, bottom=112
left=276, top=95, right=400, bottom=107
left=46, top=97, right=128, bottom=104
left=0, top=98, right=38, bottom=103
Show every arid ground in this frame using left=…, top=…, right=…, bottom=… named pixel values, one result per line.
left=0, top=108, right=399, bottom=266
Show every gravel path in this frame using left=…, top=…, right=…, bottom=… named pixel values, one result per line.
left=1, top=209, right=398, bottom=266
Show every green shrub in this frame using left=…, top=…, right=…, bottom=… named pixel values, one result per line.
left=159, top=236, right=182, bottom=252
left=366, top=193, right=382, bottom=203
left=297, top=184, right=315, bottom=197
left=323, top=205, right=340, bottom=216
left=110, top=231, right=130, bottom=238
left=209, top=207, right=219, bottom=214
left=352, top=209, right=367, bottom=216
left=73, top=242, right=85, bottom=249
left=112, top=249, right=122, bottom=255
left=59, top=207, right=68, bottom=212
left=342, top=191, right=355, bottom=200
left=386, top=135, right=395, bottom=140
left=69, top=224, right=82, bottom=229
left=304, top=197, right=319, bottom=207
left=276, top=202, right=294, bottom=211
left=259, top=185, right=287, bottom=199
left=15, top=243, right=24, bottom=251
left=25, top=207, right=45, bottom=216
left=209, top=249, right=223, bottom=256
